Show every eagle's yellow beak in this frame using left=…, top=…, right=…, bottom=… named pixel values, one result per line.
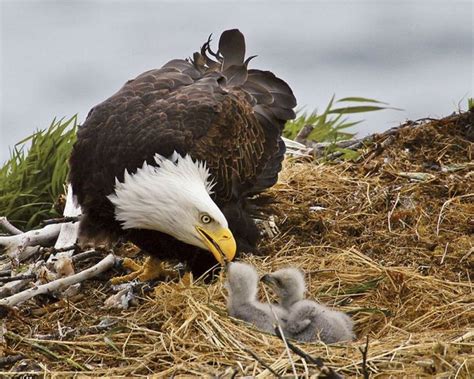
left=196, top=226, right=236, bottom=265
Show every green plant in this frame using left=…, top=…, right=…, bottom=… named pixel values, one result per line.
left=0, top=116, right=77, bottom=230
left=284, top=96, right=397, bottom=143
left=468, top=97, right=474, bottom=111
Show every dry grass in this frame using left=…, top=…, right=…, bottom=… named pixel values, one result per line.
left=2, top=112, right=473, bottom=377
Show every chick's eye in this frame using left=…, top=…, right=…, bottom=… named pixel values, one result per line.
left=201, top=214, right=212, bottom=224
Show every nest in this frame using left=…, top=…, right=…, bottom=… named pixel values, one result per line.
left=2, top=112, right=473, bottom=377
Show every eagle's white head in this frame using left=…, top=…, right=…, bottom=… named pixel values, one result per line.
left=107, top=153, right=236, bottom=264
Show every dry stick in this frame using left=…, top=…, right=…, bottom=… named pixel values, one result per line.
left=0, top=274, right=36, bottom=283
left=387, top=191, right=400, bottom=233
left=50, top=245, right=79, bottom=253
left=295, top=124, right=315, bottom=144
left=0, top=274, right=32, bottom=299
left=0, top=224, right=62, bottom=256
left=436, top=193, right=474, bottom=236
left=0, top=217, right=22, bottom=235
left=42, top=216, right=81, bottom=226
left=452, top=330, right=474, bottom=343
left=244, top=348, right=282, bottom=378
left=54, top=185, right=82, bottom=251
left=440, top=243, right=449, bottom=265
left=0, top=247, right=40, bottom=300
left=261, top=285, right=298, bottom=378
left=35, top=319, right=118, bottom=340
left=359, top=336, right=370, bottom=379
left=0, top=253, right=116, bottom=307
left=71, top=249, right=101, bottom=263
left=273, top=328, right=343, bottom=379
left=0, top=354, right=23, bottom=368
left=283, top=137, right=311, bottom=157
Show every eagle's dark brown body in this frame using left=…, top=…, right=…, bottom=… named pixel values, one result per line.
left=69, top=29, right=296, bottom=275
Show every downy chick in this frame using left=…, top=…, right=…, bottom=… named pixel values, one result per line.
left=262, top=267, right=355, bottom=343
left=225, top=262, right=288, bottom=334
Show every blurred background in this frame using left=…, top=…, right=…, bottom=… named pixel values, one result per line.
left=0, top=0, right=472, bottom=163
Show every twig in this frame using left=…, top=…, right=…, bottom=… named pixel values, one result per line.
left=452, top=330, right=474, bottom=343
left=282, top=137, right=311, bottom=157
left=440, top=243, right=449, bottom=265
left=50, top=245, right=79, bottom=253
left=35, top=318, right=118, bottom=340
left=274, top=328, right=343, bottom=379
left=72, top=249, right=101, bottom=263
left=387, top=191, right=400, bottom=233
left=244, top=348, right=282, bottom=378
left=0, top=354, right=23, bottom=368
left=295, top=124, right=314, bottom=144
left=0, top=217, right=22, bottom=235
left=0, top=274, right=32, bottom=299
left=261, top=285, right=298, bottom=378
left=436, top=194, right=474, bottom=236
left=0, top=247, right=41, bottom=272
left=0, top=224, right=61, bottom=257
left=42, top=216, right=80, bottom=226
left=359, top=336, right=370, bottom=379
left=0, top=254, right=116, bottom=307
left=0, top=274, right=36, bottom=283
left=230, top=368, right=239, bottom=379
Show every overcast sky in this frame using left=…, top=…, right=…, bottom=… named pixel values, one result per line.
left=0, top=0, right=472, bottom=163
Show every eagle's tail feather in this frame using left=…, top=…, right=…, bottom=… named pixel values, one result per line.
left=218, top=29, right=246, bottom=70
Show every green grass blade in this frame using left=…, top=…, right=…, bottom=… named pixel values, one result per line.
left=337, top=96, right=388, bottom=104
left=0, top=115, right=77, bottom=230
left=328, top=105, right=399, bottom=114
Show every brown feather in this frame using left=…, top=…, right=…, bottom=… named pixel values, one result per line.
left=69, top=29, right=296, bottom=274
left=218, top=29, right=246, bottom=70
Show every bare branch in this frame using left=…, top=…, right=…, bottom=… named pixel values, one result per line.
left=0, top=217, right=22, bottom=235
left=295, top=124, right=314, bottom=144
left=71, top=249, right=100, bottom=263
left=0, top=224, right=61, bottom=257
left=0, top=254, right=116, bottom=307
left=0, top=271, right=33, bottom=298
left=53, top=184, right=81, bottom=252
left=42, top=216, right=80, bottom=226
left=359, top=335, right=370, bottom=379
left=49, top=245, right=79, bottom=254
left=0, top=274, right=36, bottom=283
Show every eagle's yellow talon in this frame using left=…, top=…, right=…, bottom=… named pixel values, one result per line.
left=121, top=257, right=143, bottom=272
left=110, top=256, right=178, bottom=284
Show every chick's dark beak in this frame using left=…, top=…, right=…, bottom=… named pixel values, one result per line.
left=261, top=274, right=273, bottom=284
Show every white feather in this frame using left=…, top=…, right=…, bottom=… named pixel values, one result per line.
left=107, top=153, right=226, bottom=249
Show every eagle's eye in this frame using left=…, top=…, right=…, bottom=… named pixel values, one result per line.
left=200, top=214, right=212, bottom=224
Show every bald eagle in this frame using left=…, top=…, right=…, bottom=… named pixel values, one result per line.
left=69, top=29, right=296, bottom=277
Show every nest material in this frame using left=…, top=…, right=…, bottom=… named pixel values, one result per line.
left=2, top=112, right=473, bottom=377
